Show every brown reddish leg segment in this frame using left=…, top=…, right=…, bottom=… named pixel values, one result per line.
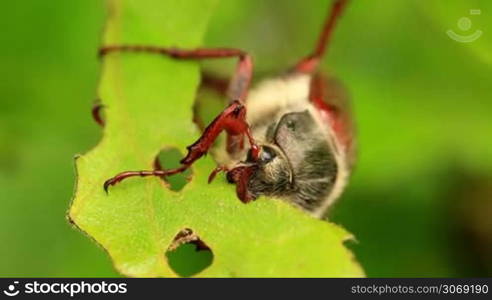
left=294, top=0, right=349, bottom=73
left=181, top=100, right=259, bottom=165
left=100, top=45, right=260, bottom=193
left=103, top=101, right=259, bottom=192
left=104, top=167, right=188, bottom=193
left=208, top=165, right=229, bottom=184
left=100, top=45, right=254, bottom=154
left=226, top=165, right=258, bottom=203
left=99, top=46, right=253, bottom=102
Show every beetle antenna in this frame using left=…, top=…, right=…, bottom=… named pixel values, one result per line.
left=294, top=0, right=349, bottom=73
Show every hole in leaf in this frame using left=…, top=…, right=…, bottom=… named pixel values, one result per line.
left=166, top=228, right=213, bottom=277
left=154, top=148, right=192, bottom=191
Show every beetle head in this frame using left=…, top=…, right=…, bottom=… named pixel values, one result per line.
left=228, top=110, right=339, bottom=211
left=226, top=144, right=293, bottom=203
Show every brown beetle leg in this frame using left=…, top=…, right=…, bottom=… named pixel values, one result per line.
left=99, top=46, right=253, bottom=102
left=103, top=101, right=259, bottom=193
left=103, top=166, right=188, bottom=193
left=99, top=45, right=260, bottom=193
left=207, top=165, right=229, bottom=184
left=100, top=45, right=254, bottom=154
left=226, top=165, right=258, bottom=203
left=294, top=0, right=349, bottom=73
left=180, top=100, right=259, bottom=166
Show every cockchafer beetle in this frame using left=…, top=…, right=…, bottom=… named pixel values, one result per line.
left=100, top=0, right=354, bottom=218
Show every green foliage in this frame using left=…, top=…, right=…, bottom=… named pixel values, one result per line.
left=68, top=0, right=363, bottom=277
left=3, top=0, right=491, bottom=278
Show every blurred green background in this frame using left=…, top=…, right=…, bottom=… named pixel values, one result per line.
left=1, top=0, right=491, bottom=277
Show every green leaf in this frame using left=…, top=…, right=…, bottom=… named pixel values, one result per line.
left=68, top=0, right=364, bottom=277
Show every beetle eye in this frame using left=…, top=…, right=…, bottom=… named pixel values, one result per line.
left=260, top=146, right=276, bottom=163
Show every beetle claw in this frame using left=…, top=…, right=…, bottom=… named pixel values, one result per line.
left=103, top=179, right=112, bottom=194
left=103, top=176, right=120, bottom=194
left=208, top=165, right=229, bottom=184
